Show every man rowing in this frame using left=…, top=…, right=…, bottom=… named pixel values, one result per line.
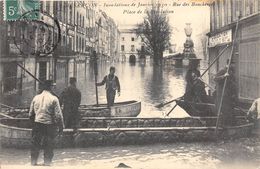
left=184, top=58, right=208, bottom=103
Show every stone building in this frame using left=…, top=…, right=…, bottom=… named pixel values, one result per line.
left=119, top=27, right=148, bottom=63
left=0, top=1, right=120, bottom=106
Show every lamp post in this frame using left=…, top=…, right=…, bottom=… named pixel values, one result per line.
left=183, top=23, right=196, bottom=59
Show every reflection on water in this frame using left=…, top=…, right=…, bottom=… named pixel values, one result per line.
left=75, top=61, right=187, bottom=117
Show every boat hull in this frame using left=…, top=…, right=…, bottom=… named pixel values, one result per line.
left=72, top=100, right=141, bottom=117
left=1, top=100, right=141, bottom=118
left=0, top=117, right=254, bottom=148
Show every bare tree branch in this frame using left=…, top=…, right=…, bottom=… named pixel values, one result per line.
left=135, top=4, right=172, bottom=65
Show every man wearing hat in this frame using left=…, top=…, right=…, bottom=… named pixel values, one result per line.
left=184, top=58, right=207, bottom=103
left=214, top=59, right=237, bottom=126
left=97, top=66, right=121, bottom=108
left=59, top=77, right=81, bottom=129
left=29, top=80, right=64, bottom=166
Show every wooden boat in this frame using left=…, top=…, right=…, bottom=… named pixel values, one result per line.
left=0, top=116, right=254, bottom=148
left=79, top=100, right=141, bottom=117
left=1, top=100, right=141, bottom=118
left=175, top=99, right=216, bottom=117
left=175, top=99, right=247, bottom=117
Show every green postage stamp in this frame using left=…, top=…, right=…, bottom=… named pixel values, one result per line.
left=4, top=0, right=40, bottom=20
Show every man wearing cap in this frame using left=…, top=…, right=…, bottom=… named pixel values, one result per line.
left=29, top=80, right=64, bottom=166
left=214, top=59, right=237, bottom=126
left=59, top=77, right=81, bottom=129
left=97, top=66, right=120, bottom=108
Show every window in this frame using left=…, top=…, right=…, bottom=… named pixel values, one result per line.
left=58, top=1, right=62, bottom=20
left=63, top=35, right=66, bottom=46
left=121, top=37, right=125, bottom=41
left=46, top=1, right=50, bottom=14
left=39, top=62, right=47, bottom=82
left=76, top=36, right=78, bottom=51
left=2, top=63, right=18, bottom=93
left=141, top=46, right=145, bottom=52
left=80, top=15, right=82, bottom=27
left=69, top=5, right=72, bottom=24
left=210, top=2, right=215, bottom=30
left=131, top=45, right=135, bottom=52
left=131, top=37, right=135, bottom=41
left=83, top=16, right=85, bottom=27
left=63, top=2, right=66, bottom=22
left=77, top=12, right=79, bottom=26
left=121, top=45, right=125, bottom=51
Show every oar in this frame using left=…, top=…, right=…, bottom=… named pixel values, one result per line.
left=235, top=106, right=247, bottom=115
left=0, top=113, right=14, bottom=119
left=155, top=96, right=183, bottom=108
left=0, top=103, right=14, bottom=109
left=155, top=44, right=230, bottom=109
left=165, top=104, right=178, bottom=117
left=196, top=77, right=214, bottom=90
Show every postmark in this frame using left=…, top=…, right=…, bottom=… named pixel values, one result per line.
left=4, top=0, right=40, bottom=21
left=12, top=9, right=61, bottom=56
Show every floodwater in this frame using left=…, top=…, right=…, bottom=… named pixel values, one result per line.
left=75, top=60, right=189, bottom=117
left=1, top=138, right=260, bottom=168
left=1, top=60, right=260, bottom=169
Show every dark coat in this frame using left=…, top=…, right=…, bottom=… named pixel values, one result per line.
left=59, top=85, right=81, bottom=128
left=214, top=67, right=237, bottom=125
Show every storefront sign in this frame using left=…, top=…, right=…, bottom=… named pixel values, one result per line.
left=209, top=29, right=232, bottom=47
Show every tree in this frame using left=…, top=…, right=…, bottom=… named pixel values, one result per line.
left=136, top=5, right=171, bottom=65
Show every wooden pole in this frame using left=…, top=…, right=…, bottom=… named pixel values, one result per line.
left=17, top=63, right=43, bottom=84
left=215, top=18, right=240, bottom=135
left=93, top=51, right=99, bottom=105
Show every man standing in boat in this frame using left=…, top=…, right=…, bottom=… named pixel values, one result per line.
left=59, top=77, right=81, bottom=129
left=214, top=59, right=237, bottom=126
left=97, top=66, right=121, bottom=108
left=29, top=80, right=64, bottom=166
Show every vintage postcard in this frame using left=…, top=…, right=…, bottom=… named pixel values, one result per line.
left=0, top=0, right=259, bottom=168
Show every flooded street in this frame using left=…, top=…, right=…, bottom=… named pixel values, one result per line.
left=75, top=61, right=188, bottom=117
left=1, top=61, right=260, bottom=169
left=1, top=137, right=260, bottom=169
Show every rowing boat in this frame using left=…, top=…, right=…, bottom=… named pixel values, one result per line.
left=175, top=99, right=247, bottom=117
left=0, top=116, right=254, bottom=148
left=79, top=100, right=141, bottom=117
left=1, top=100, right=141, bottom=118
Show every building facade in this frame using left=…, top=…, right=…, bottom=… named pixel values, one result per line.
left=207, top=0, right=260, bottom=103
left=0, top=1, right=120, bottom=107
left=119, top=28, right=148, bottom=62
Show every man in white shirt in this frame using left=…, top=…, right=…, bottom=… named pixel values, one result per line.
left=29, top=80, right=64, bottom=166
left=247, top=98, right=260, bottom=122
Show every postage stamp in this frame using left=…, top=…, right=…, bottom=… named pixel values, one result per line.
left=4, top=0, right=40, bottom=20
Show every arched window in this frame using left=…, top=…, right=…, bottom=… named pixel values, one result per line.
left=69, top=5, right=72, bottom=24
left=80, top=15, right=82, bottom=27
left=77, top=12, right=79, bottom=26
